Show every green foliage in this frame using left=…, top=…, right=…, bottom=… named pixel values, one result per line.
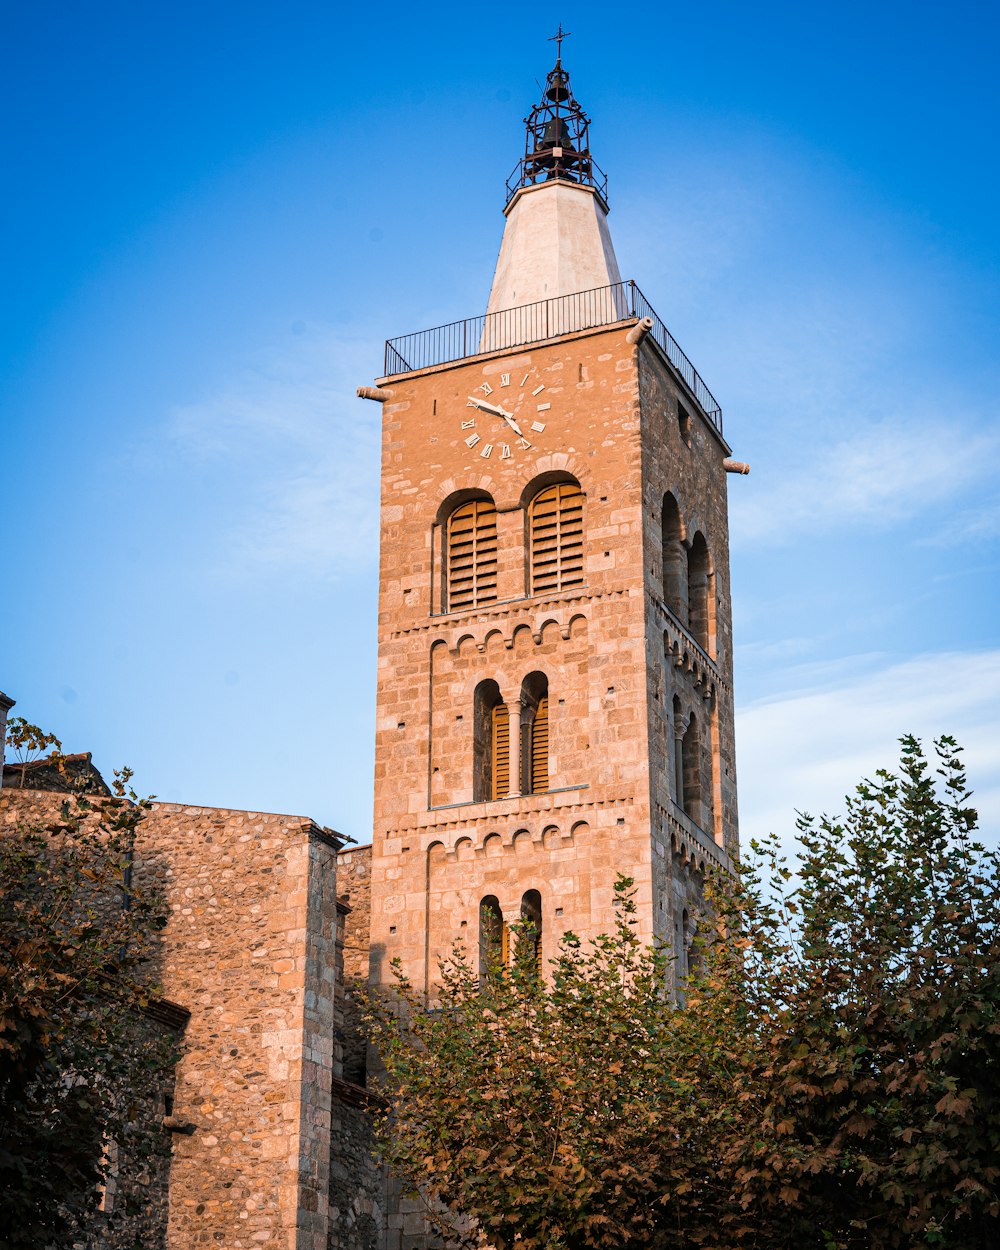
left=4, top=717, right=63, bottom=789
left=366, top=737, right=1000, bottom=1250
left=721, top=734, right=1000, bottom=1249
left=0, top=761, right=177, bottom=1250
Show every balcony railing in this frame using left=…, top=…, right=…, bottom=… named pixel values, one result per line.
left=382, top=280, right=722, bottom=432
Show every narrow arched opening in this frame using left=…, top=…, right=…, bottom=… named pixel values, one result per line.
left=479, top=895, right=509, bottom=979
left=661, top=493, right=686, bottom=622
left=474, top=680, right=509, bottom=802
left=520, top=672, right=549, bottom=795
left=519, top=889, right=543, bottom=978
left=687, top=531, right=714, bottom=655
left=681, top=713, right=702, bottom=825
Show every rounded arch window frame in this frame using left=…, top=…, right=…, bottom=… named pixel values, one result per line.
left=522, top=472, right=586, bottom=599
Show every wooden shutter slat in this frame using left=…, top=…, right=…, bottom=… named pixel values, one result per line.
left=531, top=696, right=549, bottom=793
left=448, top=497, right=498, bottom=611
left=529, top=483, right=585, bottom=596
left=491, top=702, right=510, bottom=799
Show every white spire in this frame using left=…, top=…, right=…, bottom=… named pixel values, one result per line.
left=485, top=180, right=621, bottom=315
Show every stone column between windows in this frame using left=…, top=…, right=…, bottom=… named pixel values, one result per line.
left=505, top=698, right=523, bottom=797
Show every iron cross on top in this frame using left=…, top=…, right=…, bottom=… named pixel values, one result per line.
left=548, top=24, right=571, bottom=59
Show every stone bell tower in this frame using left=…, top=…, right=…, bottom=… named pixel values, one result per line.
left=359, top=45, right=744, bottom=1001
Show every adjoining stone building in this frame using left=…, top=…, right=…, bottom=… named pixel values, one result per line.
left=1, top=689, right=381, bottom=1250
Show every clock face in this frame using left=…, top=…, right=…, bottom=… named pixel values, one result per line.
left=459, top=366, right=552, bottom=462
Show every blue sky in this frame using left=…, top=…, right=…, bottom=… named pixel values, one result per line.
left=2, top=1, right=998, bottom=848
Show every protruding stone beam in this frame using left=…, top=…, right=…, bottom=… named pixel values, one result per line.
left=626, top=316, right=654, bottom=346
left=356, top=385, right=395, bottom=402
left=723, top=459, right=750, bottom=474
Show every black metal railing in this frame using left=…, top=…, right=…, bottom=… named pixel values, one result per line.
left=504, top=159, right=609, bottom=207
left=383, top=279, right=722, bottom=432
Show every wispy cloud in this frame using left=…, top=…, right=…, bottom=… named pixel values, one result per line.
left=619, top=134, right=1000, bottom=552
left=731, top=417, right=1000, bottom=544
left=164, top=325, right=382, bottom=579
left=736, top=649, right=1000, bottom=850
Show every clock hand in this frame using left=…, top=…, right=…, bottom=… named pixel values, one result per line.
left=498, top=408, right=523, bottom=436
left=467, top=396, right=524, bottom=436
left=466, top=396, right=528, bottom=440
left=466, top=395, right=505, bottom=417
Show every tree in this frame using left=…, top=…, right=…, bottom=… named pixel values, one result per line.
left=4, top=717, right=63, bottom=789
left=719, top=734, right=1000, bottom=1249
left=366, top=884, right=753, bottom=1250
left=366, top=737, right=1000, bottom=1250
left=0, top=757, right=178, bottom=1250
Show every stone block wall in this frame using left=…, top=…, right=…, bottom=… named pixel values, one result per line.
left=337, top=845, right=373, bottom=1086
left=635, top=338, right=740, bottom=960
left=136, top=803, right=341, bottom=1250
left=368, top=323, right=661, bottom=1015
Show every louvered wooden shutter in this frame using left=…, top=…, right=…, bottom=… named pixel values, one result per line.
left=530, top=483, right=584, bottom=595
left=447, top=499, right=498, bottom=611
left=530, top=696, right=549, bottom=793
left=491, top=702, right=510, bottom=800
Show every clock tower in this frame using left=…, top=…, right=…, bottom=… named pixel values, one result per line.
left=359, top=49, right=743, bottom=1003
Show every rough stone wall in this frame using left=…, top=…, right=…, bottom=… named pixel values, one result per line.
left=636, top=338, right=740, bottom=959
left=327, top=1086, right=384, bottom=1250
left=337, top=845, right=372, bottom=1086
left=368, top=322, right=660, bottom=1015
left=0, top=771, right=383, bottom=1250
left=136, top=803, right=340, bottom=1250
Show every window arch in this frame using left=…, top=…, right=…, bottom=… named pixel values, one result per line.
left=447, top=496, right=497, bottom=612
left=687, top=531, right=714, bottom=654
left=519, top=889, right=543, bottom=977
left=680, top=712, right=702, bottom=825
left=528, top=480, right=584, bottom=595
left=661, top=493, right=686, bottom=621
left=480, top=895, right=509, bottom=979
left=474, top=680, right=510, bottom=802
left=520, top=672, right=549, bottom=795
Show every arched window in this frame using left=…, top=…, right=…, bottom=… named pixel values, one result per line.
left=447, top=496, right=497, bottom=612
left=671, top=695, right=685, bottom=807
left=529, top=480, right=584, bottom=595
left=519, top=889, right=543, bottom=977
left=687, top=532, right=713, bottom=654
left=520, top=672, right=549, bottom=795
left=474, top=680, right=510, bottom=802
left=661, top=493, right=686, bottom=622
left=680, top=713, right=702, bottom=825
left=480, top=895, right=509, bottom=979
